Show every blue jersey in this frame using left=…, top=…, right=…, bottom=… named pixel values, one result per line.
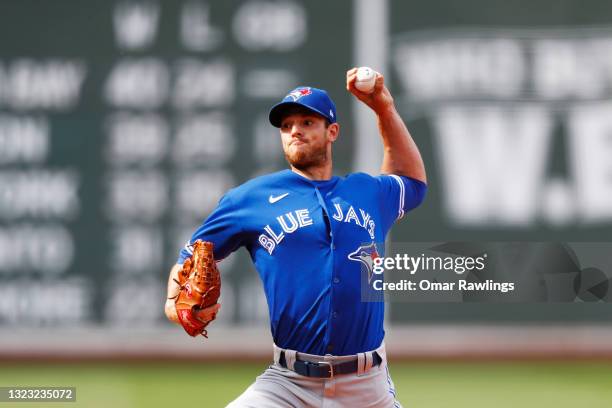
left=178, top=169, right=426, bottom=355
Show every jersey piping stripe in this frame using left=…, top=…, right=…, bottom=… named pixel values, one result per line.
left=389, top=175, right=405, bottom=220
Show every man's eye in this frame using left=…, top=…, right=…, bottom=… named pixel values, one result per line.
left=304, top=120, right=313, bottom=126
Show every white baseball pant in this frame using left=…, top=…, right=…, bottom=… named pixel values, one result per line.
left=226, top=342, right=402, bottom=408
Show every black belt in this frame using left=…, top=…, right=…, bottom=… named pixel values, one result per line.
left=278, top=350, right=382, bottom=378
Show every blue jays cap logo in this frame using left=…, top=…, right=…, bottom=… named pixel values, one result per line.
left=269, top=86, right=336, bottom=127
left=286, top=87, right=312, bottom=101
left=348, top=242, right=381, bottom=283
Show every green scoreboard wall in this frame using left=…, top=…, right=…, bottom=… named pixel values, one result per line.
left=0, top=1, right=610, bottom=328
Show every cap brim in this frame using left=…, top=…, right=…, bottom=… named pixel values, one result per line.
left=268, top=101, right=331, bottom=128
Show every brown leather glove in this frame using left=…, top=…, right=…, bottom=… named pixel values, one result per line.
left=171, top=240, right=221, bottom=337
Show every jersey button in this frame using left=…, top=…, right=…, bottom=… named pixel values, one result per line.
left=332, top=311, right=338, bottom=318
left=333, top=277, right=340, bottom=284
left=331, top=244, right=336, bottom=250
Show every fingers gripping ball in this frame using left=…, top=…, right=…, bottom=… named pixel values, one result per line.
left=172, top=240, right=221, bottom=337
left=355, top=66, right=377, bottom=93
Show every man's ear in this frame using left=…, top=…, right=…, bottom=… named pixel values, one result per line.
left=327, top=123, right=340, bottom=142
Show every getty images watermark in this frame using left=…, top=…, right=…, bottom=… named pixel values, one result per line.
left=356, top=242, right=612, bottom=303
left=370, top=252, right=516, bottom=293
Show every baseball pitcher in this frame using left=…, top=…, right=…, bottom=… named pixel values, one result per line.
left=165, top=68, right=427, bottom=407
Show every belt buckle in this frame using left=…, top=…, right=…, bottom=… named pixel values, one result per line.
left=318, top=361, right=334, bottom=379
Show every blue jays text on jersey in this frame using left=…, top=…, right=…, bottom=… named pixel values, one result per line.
left=178, top=169, right=427, bottom=355
left=258, top=202, right=376, bottom=256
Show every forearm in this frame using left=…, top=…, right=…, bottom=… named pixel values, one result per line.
left=377, top=105, right=426, bottom=183
left=164, top=263, right=182, bottom=324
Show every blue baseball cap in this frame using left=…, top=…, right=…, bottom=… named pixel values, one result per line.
left=269, top=86, right=337, bottom=128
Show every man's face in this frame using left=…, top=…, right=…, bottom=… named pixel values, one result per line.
left=279, top=111, right=338, bottom=170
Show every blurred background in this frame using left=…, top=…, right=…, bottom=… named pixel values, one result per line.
left=0, top=0, right=611, bottom=407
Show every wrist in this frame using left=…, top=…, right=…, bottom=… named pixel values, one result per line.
left=165, top=299, right=178, bottom=322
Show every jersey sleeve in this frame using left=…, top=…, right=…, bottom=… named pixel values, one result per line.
left=177, top=192, right=245, bottom=264
left=376, top=174, right=427, bottom=231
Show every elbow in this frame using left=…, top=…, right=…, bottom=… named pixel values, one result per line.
left=406, top=166, right=427, bottom=185
left=390, top=166, right=427, bottom=185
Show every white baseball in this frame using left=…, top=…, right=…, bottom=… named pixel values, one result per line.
left=354, top=66, right=377, bottom=93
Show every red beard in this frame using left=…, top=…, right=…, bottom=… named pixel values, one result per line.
left=284, top=142, right=328, bottom=170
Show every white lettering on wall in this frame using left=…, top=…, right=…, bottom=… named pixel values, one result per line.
left=392, top=28, right=612, bottom=226
left=433, top=106, right=552, bottom=225
left=233, top=1, right=306, bottom=51
left=113, top=1, right=160, bottom=50
left=172, top=112, right=235, bottom=166
left=0, top=115, right=49, bottom=164
left=0, top=280, right=88, bottom=324
left=0, top=224, right=74, bottom=274
left=393, top=38, right=525, bottom=101
left=180, top=1, right=223, bottom=51
left=110, top=226, right=164, bottom=274
left=105, top=113, right=169, bottom=166
left=0, top=170, right=79, bottom=219
left=105, top=58, right=169, bottom=108
left=568, top=103, right=612, bottom=223
left=0, top=60, right=86, bottom=110
left=105, top=170, right=168, bottom=221
left=172, top=59, right=234, bottom=109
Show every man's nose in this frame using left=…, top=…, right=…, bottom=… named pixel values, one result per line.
left=291, top=124, right=303, bottom=137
